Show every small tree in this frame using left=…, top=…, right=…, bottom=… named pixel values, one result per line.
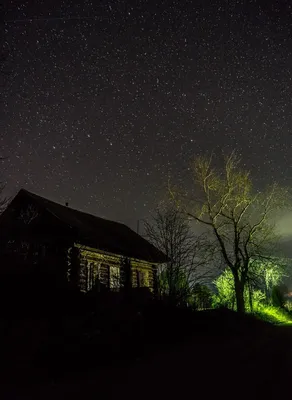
left=212, top=270, right=236, bottom=310
left=247, top=258, right=286, bottom=302
left=169, top=152, right=289, bottom=313
left=144, top=207, right=213, bottom=306
left=212, top=268, right=266, bottom=312
left=192, top=284, right=213, bottom=310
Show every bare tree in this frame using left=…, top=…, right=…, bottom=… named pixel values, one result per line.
left=144, top=207, right=214, bottom=307
left=169, top=152, right=289, bottom=313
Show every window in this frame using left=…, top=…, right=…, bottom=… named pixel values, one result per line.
left=87, top=261, right=100, bottom=291
left=110, top=266, right=120, bottom=290
left=99, top=263, right=109, bottom=287
left=137, top=270, right=146, bottom=288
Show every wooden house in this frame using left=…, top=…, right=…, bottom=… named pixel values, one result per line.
left=0, top=189, right=167, bottom=293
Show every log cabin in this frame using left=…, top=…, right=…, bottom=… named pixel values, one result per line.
left=0, top=189, right=167, bottom=293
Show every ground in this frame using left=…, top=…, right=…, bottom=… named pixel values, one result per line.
left=1, top=307, right=292, bottom=399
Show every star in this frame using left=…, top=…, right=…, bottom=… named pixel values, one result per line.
left=2, top=0, right=292, bottom=231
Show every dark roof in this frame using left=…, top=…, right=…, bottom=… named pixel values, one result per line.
left=15, top=189, right=168, bottom=263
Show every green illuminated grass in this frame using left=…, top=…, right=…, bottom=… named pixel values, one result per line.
left=253, top=305, right=292, bottom=326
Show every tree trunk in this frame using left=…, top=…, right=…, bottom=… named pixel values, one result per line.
left=234, top=274, right=245, bottom=313
left=248, top=280, right=253, bottom=312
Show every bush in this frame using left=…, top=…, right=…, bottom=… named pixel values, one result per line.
left=212, top=270, right=236, bottom=310
left=271, top=285, right=285, bottom=308
left=192, top=284, right=213, bottom=310
left=212, top=270, right=266, bottom=312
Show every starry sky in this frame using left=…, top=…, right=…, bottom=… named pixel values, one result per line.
left=2, top=0, right=292, bottom=230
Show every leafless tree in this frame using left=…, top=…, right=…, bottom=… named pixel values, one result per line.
left=169, top=152, right=290, bottom=313
left=144, top=207, right=214, bottom=306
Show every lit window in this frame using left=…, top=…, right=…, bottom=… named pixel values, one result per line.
left=110, top=265, right=120, bottom=290
left=87, top=262, right=100, bottom=291
left=137, top=270, right=146, bottom=287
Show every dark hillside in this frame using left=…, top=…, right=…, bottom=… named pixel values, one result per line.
left=1, top=299, right=290, bottom=399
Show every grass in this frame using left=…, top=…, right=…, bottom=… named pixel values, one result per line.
left=253, top=304, right=292, bottom=326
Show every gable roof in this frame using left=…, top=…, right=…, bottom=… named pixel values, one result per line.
left=7, top=189, right=167, bottom=264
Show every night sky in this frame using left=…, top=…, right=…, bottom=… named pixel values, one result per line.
left=2, top=1, right=292, bottom=230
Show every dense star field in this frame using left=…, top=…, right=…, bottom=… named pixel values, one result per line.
left=1, top=1, right=292, bottom=228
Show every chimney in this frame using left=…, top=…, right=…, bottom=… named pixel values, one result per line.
left=65, top=202, right=69, bottom=207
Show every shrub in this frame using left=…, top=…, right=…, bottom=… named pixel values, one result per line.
left=212, top=270, right=266, bottom=312
left=271, top=285, right=286, bottom=308
left=212, top=270, right=236, bottom=310
left=192, top=284, right=213, bottom=310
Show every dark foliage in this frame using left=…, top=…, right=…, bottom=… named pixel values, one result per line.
left=120, top=257, right=132, bottom=294
left=0, top=259, right=285, bottom=400
left=192, top=284, right=213, bottom=310
left=271, top=285, right=286, bottom=308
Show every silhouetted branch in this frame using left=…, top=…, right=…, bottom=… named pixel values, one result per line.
left=169, top=151, right=291, bottom=312
left=144, top=207, right=214, bottom=306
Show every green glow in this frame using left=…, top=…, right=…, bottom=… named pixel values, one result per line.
left=254, top=305, right=292, bottom=326
left=213, top=258, right=288, bottom=312
left=212, top=270, right=236, bottom=310
left=212, top=270, right=266, bottom=312
left=212, top=266, right=292, bottom=325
